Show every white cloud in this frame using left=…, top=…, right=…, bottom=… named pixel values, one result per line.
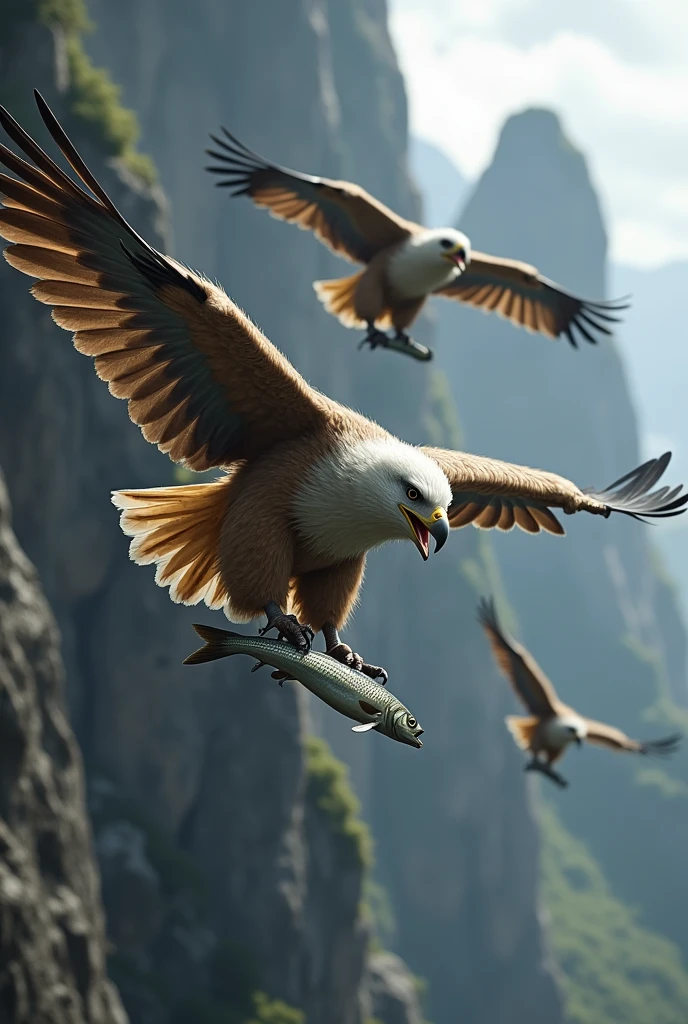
left=389, top=2, right=688, bottom=267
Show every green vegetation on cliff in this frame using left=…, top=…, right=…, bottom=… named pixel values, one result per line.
left=245, top=993, right=305, bottom=1024
left=17, top=0, right=156, bottom=182
left=305, top=735, right=373, bottom=868
left=541, top=803, right=688, bottom=1024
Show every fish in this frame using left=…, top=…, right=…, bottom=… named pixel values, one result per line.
left=184, top=624, right=424, bottom=748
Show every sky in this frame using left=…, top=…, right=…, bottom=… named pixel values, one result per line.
left=388, top=0, right=688, bottom=269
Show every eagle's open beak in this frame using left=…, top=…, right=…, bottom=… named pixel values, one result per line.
left=399, top=505, right=449, bottom=560
left=442, top=245, right=467, bottom=271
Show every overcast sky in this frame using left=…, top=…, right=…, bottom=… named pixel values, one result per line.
left=388, top=0, right=688, bottom=269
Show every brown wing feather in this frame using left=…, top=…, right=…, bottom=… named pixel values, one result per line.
left=477, top=598, right=559, bottom=716
left=0, top=93, right=332, bottom=472
left=423, top=447, right=688, bottom=535
left=436, top=251, right=629, bottom=347
left=584, top=721, right=642, bottom=753
left=424, top=447, right=583, bottom=536
left=205, top=127, right=417, bottom=264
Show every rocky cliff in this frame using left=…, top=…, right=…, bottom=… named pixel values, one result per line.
left=0, top=2, right=564, bottom=1023
left=431, top=108, right=688, bottom=1020
left=0, top=465, right=126, bottom=1024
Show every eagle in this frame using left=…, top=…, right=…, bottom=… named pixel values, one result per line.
left=205, top=127, right=628, bottom=361
left=478, top=598, right=682, bottom=787
left=0, top=92, right=684, bottom=684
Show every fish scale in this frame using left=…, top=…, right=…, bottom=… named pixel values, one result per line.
left=184, top=628, right=424, bottom=748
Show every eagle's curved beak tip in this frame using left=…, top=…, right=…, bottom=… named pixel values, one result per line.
left=430, top=511, right=449, bottom=553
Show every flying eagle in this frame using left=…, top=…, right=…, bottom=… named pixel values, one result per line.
left=205, top=128, right=628, bottom=361
left=0, top=93, right=683, bottom=683
left=478, top=598, right=682, bottom=787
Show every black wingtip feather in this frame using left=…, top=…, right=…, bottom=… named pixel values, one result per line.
left=586, top=452, right=688, bottom=521
left=204, top=124, right=322, bottom=189
left=640, top=732, right=682, bottom=758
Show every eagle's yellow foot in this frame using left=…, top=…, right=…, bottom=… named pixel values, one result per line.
left=261, top=602, right=314, bottom=651
left=525, top=758, right=568, bottom=789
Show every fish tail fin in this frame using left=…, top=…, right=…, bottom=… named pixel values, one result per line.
left=183, top=623, right=242, bottom=665
left=505, top=715, right=539, bottom=751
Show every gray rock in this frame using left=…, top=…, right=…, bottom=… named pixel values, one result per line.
left=363, top=951, right=425, bottom=1024
left=0, top=469, right=126, bottom=1024
left=96, top=822, right=164, bottom=955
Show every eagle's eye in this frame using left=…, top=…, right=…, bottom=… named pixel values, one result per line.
left=440, top=238, right=453, bottom=249
left=407, top=715, right=417, bottom=728
left=406, top=486, right=421, bottom=501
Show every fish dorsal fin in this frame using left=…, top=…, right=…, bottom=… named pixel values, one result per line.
left=359, top=700, right=380, bottom=715
left=352, top=722, right=377, bottom=734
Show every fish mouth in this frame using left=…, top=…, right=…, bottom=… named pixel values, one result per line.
left=412, top=730, right=424, bottom=749
left=399, top=505, right=449, bottom=560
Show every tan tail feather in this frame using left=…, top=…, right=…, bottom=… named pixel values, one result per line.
left=505, top=715, right=539, bottom=751
left=313, top=272, right=394, bottom=330
left=113, top=478, right=234, bottom=610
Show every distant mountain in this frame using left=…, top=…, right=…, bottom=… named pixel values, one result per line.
left=408, top=136, right=470, bottom=227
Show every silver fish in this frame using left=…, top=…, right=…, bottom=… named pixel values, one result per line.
left=184, top=624, right=424, bottom=749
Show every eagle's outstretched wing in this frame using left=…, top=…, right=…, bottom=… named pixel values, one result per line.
left=435, top=251, right=628, bottom=347
left=478, top=598, right=560, bottom=716
left=424, top=448, right=687, bottom=536
left=0, top=92, right=331, bottom=472
left=584, top=721, right=682, bottom=756
left=205, top=127, right=417, bottom=264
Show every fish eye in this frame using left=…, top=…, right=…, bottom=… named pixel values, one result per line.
left=407, top=715, right=417, bottom=728
left=406, top=486, right=421, bottom=501
left=440, top=238, right=453, bottom=249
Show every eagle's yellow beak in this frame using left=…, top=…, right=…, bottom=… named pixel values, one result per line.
left=442, top=243, right=467, bottom=271
left=399, top=505, right=449, bottom=561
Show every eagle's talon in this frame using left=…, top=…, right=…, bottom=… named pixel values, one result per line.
left=361, top=663, right=388, bottom=686
left=326, top=642, right=388, bottom=685
left=524, top=758, right=568, bottom=788
left=359, top=324, right=390, bottom=352
left=261, top=605, right=313, bottom=652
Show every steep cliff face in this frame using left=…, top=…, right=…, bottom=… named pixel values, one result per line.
left=83, top=3, right=564, bottom=1023
left=0, top=467, right=126, bottom=1024
left=431, top=108, right=688, bottom=1017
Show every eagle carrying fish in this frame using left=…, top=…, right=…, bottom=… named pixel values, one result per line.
left=478, top=598, right=682, bottom=788
left=206, top=126, right=628, bottom=361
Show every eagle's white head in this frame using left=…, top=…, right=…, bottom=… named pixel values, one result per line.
left=548, top=714, right=588, bottom=750
left=415, top=228, right=471, bottom=269
left=387, top=228, right=472, bottom=299
left=293, top=437, right=452, bottom=562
